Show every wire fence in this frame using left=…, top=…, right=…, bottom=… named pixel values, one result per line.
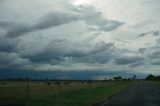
left=0, top=81, right=116, bottom=106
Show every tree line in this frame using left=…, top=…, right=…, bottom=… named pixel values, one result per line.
left=145, top=74, right=160, bottom=81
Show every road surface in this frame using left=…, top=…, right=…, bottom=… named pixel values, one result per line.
left=103, top=81, right=160, bottom=106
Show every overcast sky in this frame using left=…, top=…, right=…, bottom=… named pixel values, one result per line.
left=0, top=0, right=160, bottom=79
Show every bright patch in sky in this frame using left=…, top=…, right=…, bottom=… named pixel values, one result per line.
left=72, top=0, right=90, bottom=5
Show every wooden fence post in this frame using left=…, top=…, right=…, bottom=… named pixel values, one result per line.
left=58, top=84, right=61, bottom=94
left=77, top=82, right=80, bottom=90
left=25, top=83, right=30, bottom=105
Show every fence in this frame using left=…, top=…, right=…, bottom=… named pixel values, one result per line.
left=0, top=81, right=116, bottom=106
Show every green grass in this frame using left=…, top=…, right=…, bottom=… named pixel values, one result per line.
left=0, top=81, right=131, bottom=106
left=150, top=81, right=160, bottom=86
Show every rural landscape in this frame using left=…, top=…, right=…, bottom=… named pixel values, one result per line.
left=0, top=75, right=160, bottom=106
left=0, top=79, right=130, bottom=106
left=0, top=0, right=160, bottom=106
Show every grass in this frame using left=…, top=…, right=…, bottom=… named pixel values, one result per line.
left=0, top=81, right=131, bottom=106
left=150, top=80, right=160, bottom=86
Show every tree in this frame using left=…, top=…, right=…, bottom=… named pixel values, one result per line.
left=113, top=76, right=122, bottom=81
left=145, top=74, right=160, bottom=80
left=133, top=74, right=137, bottom=80
left=145, top=74, right=154, bottom=80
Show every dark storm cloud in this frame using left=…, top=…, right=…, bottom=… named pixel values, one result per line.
left=1, top=0, right=160, bottom=79
left=114, top=38, right=130, bottom=44
left=151, top=59, right=160, bottom=65
left=148, top=50, right=160, bottom=59
left=0, top=21, right=15, bottom=28
left=0, top=12, right=79, bottom=37
left=138, top=30, right=160, bottom=38
left=74, top=5, right=124, bottom=32
left=153, top=31, right=160, bottom=36
left=0, top=69, right=145, bottom=80
left=32, top=12, right=78, bottom=30
left=138, top=48, right=147, bottom=54
left=0, top=0, right=5, bottom=3
left=115, top=54, right=144, bottom=65
left=148, top=49, right=160, bottom=65
left=20, top=39, right=87, bottom=64
left=0, top=36, right=19, bottom=52
left=129, top=62, right=144, bottom=67
left=156, top=39, right=160, bottom=43
left=0, top=52, right=30, bottom=69
left=20, top=39, right=114, bottom=64
left=0, top=5, right=123, bottom=38
left=0, top=21, right=31, bottom=37
left=138, top=42, right=160, bottom=65
left=79, top=42, right=114, bottom=64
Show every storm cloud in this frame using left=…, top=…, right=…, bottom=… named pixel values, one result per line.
left=0, top=12, right=79, bottom=37
left=115, top=53, right=144, bottom=65
left=138, top=30, right=160, bottom=38
left=0, top=4, right=123, bottom=38
left=0, top=0, right=160, bottom=79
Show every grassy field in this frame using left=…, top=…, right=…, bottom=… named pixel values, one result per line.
left=150, top=81, right=160, bottom=86
left=0, top=81, right=131, bottom=106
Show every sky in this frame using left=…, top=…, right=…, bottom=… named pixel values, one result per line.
left=0, top=0, right=160, bottom=79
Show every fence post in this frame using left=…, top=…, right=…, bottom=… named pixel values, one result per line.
left=25, top=83, right=30, bottom=105
left=97, top=82, right=100, bottom=88
left=77, top=82, right=80, bottom=91
left=58, top=84, right=61, bottom=94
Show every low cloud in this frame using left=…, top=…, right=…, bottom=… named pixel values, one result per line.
left=115, top=53, right=144, bottom=65
left=0, top=52, right=30, bottom=69
left=0, top=5, right=123, bottom=38
left=0, top=11, right=79, bottom=37
left=20, top=39, right=114, bottom=65
left=79, top=42, right=114, bottom=64
left=151, top=59, right=160, bottom=65
left=0, top=36, right=19, bottom=52
left=74, top=5, right=124, bottom=32
left=138, top=30, right=160, bottom=38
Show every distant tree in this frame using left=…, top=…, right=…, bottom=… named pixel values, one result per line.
left=146, top=74, right=160, bottom=80
left=113, top=76, right=122, bottom=81
left=133, top=74, right=137, bottom=80
left=128, top=78, right=132, bottom=80
left=145, top=74, right=154, bottom=80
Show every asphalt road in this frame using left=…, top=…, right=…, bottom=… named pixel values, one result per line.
left=103, top=81, right=160, bottom=106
